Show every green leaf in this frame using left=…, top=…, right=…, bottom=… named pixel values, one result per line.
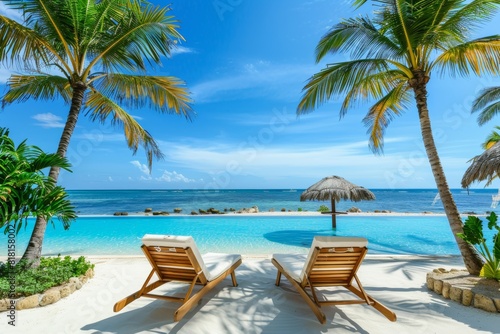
left=461, top=215, right=485, bottom=245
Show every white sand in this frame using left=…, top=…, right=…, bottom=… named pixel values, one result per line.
left=2, top=255, right=498, bottom=334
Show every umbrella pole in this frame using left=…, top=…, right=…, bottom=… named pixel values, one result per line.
left=331, top=197, right=337, bottom=229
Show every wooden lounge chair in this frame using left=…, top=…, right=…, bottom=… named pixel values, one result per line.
left=271, top=236, right=397, bottom=324
left=113, top=234, right=242, bottom=321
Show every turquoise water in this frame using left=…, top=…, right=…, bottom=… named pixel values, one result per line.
left=3, top=215, right=494, bottom=256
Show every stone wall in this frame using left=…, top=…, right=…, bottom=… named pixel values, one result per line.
left=426, top=268, right=500, bottom=313
left=0, top=268, right=94, bottom=311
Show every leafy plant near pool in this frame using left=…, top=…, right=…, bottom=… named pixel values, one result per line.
left=457, top=212, right=500, bottom=280
left=0, top=256, right=94, bottom=298
left=318, top=205, right=329, bottom=213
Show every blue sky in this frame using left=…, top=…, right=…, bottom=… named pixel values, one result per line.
left=1, top=0, right=500, bottom=190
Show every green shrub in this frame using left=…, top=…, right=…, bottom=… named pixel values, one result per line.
left=297, top=208, right=303, bottom=212
left=457, top=212, right=500, bottom=280
left=318, top=205, right=329, bottom=213
left=0, top=256, right=94, bottom=298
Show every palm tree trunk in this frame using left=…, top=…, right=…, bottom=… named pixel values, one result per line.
left=21, top=83, right=87, bottom=266
left=410, top=70, right=483, bottom=275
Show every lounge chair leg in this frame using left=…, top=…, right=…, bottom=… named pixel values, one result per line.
left=231, top=271, right=238, bottom=286
left=275, top=271, right=282, bottom=286
left=346, top=285, right=397, bottom=322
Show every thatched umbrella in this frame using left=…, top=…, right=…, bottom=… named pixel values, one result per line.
left=300, top=175, right=375, bottom=229
left=462, top=142, right=500, bottom=188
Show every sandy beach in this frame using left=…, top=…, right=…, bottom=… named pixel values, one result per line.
left=2, top=254, right=498, bottom=334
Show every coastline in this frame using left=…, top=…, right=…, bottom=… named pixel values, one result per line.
left=76, top=210, right=480, bottom=217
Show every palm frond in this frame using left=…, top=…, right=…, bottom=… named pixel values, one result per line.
left=297, top=59, right=392, bottom=114
left=87, top=0, right=183, bottom=74
left=315, top=16, right=402, bottom=62
left=340, top=68, right=409, bottom=116
left=90, top=74, right=193, bottom=118
left=434, top=36, right=500, bottom=76
left=363, top=82, right=412, bottom=152
left=471, top=86, right=500, bottom=121
left=2, top=74, right=72, bottom=106
left=84, top=90, right=164, bottom=170
left=439, top=0, right=499, bottom=41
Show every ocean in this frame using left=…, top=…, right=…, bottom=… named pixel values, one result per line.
left=67, top=188, right=499, bottom=215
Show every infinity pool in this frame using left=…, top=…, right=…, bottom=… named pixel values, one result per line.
left=2, top=215, right=491, bottom=256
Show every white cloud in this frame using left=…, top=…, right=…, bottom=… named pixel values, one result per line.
left=156, top=170, right=195, bottom=183
left=190, top=61, right=319, bottom=103
left=108, top=176, right=113, bottom=182
left=130, top=160, right=150, bottom=175
left=32, top=113, right=65, bottom=128
left=169, top=46, right=195, bottom=57
left=76, top=133, right=124, bottom=142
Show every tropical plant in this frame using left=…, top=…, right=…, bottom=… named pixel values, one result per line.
left=0, top=255, right=94, bottom=298
left=318, top=205, right=330, bottom=213
left=472, top=86, right=500, bottom=126
left=457, top=212, right=500, bottom=280
left=0, top=127, right=76, bottom=236
left=297, top=0, right=500, bottom=274
left=481, top=125, right=500, bottom=150
left=0, top=0, right=192, bottom=266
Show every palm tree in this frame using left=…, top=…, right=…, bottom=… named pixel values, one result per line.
left=0, top=0, right=192, bottom=265
left=297, top=0, right=500, bottom=275
left=481, top=125, right=500, bottom=150
left=0, top=127, right=76, bottom=242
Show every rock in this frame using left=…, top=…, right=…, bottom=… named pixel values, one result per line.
left=426, top=275, right=435, bottom=290
left=120, top=212, right=128, bottom=216
left=39, top=290, right=61, bottom=306
left=442, top=282, right=451, bottom=299
left=85, top=268, right=95, bottom=278
left=462, top=289, right=474, bottom=306
left=190, top=211, right=198, bottom=215
left=59, top=285, right=71, bottom=298
left=69, top=277, right=83, bottom=290
left=433, top=280, right=443, bottom=294
left=347, top=206, right=362, bottom=213
left=268, top=208, right=275, bottom=212
left=0, top=299, right=7, bottom=311
left=199, top=209, right=207, bottom=214
left=281, top=208, right=286, bottom=212
left=493, top=298, right=500, bottom=312
left=113, top=212, right=121, bottom=216
left=174, top=208, right=182, bottom=213
left=450, top=286, right=463, bottom=302
left=144, top=208, right=153, bottom=213
left=152, top=211, right=169, bottom=216
left=474, top=294, right=497, bottom=312
left=16, top=294, right=40, bottom=310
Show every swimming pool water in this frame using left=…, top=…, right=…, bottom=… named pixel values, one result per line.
left=3, top=215, right=493, bottom=257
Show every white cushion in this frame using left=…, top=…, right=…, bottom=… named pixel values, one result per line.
left=141, top=234, right=241, bottom=282
left=273, top=236, right=368, bottom=283
left=202, top=252, right=242, bottom=281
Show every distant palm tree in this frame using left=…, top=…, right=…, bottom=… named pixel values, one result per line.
left=0, top=127, right=76, bottom=240
left=481, top=126, right=500, bottom=150
left=297, top=0, right=500, bottom=274
left=0, top=0, right=192, bottom=266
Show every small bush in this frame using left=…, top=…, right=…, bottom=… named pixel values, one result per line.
left=0, top=256, right=94, bottom=298
left=318, top=205, right=330, bottom=213
left=297, top=208, right=303, bottom=212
